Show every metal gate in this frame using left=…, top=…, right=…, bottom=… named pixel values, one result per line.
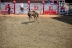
left=44, top=3, right=58, bottom=14
left=30, top=3, right=42, bottom=14
left=15, top=3, right=29, bottom=14
left=64, top=3, right=72, bottom=15
left=15, top=3, right=42, bottom=14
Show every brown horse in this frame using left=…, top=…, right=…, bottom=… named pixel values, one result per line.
left=27, top=10, right=39, bottom=21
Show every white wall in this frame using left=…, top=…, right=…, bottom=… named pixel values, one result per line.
left=1, top=2, right=58, bottom=14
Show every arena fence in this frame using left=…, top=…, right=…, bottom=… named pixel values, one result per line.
left=0, top=0, right=60, bottom=15
left=0, top=2, right=14, bottom=14
left=59, top=3, right=72, bottom=15
left=0, top=3, right=58, bottom=15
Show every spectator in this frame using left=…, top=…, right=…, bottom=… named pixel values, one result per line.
left=7, top=4, right=11, bottom=14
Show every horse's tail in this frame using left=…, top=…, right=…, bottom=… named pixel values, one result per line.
left=37, top=14, right=39, bottom=18
left=35, top=12, right=39, bottom=18
left=27, top=11, right=31, bottom=17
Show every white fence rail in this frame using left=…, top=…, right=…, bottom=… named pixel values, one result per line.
left=59, top=3, right=72, bottom=15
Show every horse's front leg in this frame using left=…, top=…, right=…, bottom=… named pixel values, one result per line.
left=35, top=15, right=38, bottom=20
left=36, top=15, right=38, bottom=20
left=33, top=15, right=37, bottom=21
left=28, top=17, right=30, bottom=21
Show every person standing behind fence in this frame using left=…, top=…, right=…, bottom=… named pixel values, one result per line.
left=61, top=5, right=66, bottom=12
left=7, top=4, right=11, bottom=14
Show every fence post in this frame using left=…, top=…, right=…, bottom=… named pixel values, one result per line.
left=13, top=0, right=16, bottom=14
left=0, top=0, right=1, bottom=13
left=57, top=0, right=59, bottom=15
left=42, top=0, right=45, bottom=14
left=28, top=0, right=30, bottom=10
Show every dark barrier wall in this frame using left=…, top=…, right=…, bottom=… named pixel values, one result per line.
left=2, top=0, right=72, bottom=3
left=1, top=0, right=47, bottom=3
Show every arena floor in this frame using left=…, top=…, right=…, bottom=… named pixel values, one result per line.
left=0, top=14, right=72, bottom=48
left=0, top=14, right=59, bottom=17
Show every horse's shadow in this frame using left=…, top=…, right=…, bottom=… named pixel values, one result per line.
left=21, top=21, right=35, bottom=24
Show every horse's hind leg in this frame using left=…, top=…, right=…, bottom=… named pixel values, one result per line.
left=36, top=16, right=37, bottom=20
left=29, top=16, right=33, bottom=22
left=34, top=15, right=37, bottom=21
left=28, top=15, right=31, bottom=21
left=33, top=16, right=35, bottom=21
left=30, top=16, right=33, bottom=20
left=35, top=15, right=38, bottom=20
left=37, top=14, right=39, bottom=18
left=28, top=16, right=30, bottom=21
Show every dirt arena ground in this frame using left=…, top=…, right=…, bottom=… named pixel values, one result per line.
left=0, top=14, right=72, bottom=48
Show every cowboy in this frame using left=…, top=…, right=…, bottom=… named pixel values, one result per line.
left=20, top=3, right=24, bottom=12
